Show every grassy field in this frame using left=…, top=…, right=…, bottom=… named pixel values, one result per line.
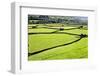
left=28, top=24, right=88, bottom=61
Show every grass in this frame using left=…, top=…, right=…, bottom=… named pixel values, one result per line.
left=28, top=38, right=88, bottom=60
left=28, top=28, right=55, bottom=33
left=28, top=34, right=77, bottom=53
left=60, top=29, right=88, bottom=35
left=28, top=24, right=88, bottom=61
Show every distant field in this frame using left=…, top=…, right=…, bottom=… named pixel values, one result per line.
left=28, top=24, right=88, bottom=61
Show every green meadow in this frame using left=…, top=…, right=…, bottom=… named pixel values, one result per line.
left=28, top=24, right=88, bottom=61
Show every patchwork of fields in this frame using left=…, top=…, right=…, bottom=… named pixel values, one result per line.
left=28, top=24, right=88, bottom=61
